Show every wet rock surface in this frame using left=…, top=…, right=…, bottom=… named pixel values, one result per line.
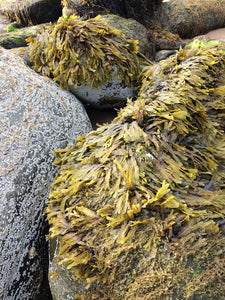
left=0, top=47, right=91, bottom=300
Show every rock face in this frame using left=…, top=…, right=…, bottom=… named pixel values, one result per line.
left=0, top=47, right=92, bottom=300
left=68, top=67, right=136, bottom=109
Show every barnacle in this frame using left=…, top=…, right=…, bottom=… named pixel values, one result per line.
left=46, top=47, right=225, bottom=299
left=27, top=14, right=140, bottom=89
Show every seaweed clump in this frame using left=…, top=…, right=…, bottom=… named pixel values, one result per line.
left=46, top=47, right=225, bottom=299
left=27, top=15, right=140, bottom=89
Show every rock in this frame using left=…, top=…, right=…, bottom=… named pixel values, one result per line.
left=62, top=0, right=163, bottom=27
left=0, top=47, right=92, bottom=300
left=49, top=240, right=86, bottom=300
left=68, top=66, right=136, bottom=109
left=150, top=29, right=186, bottom=50
left=156, top=0, right=225, bottom=39
left=100, top=14, right=156, bottom=61
left=0, top=24, right=43, bottom=48
left=155, top=49, right=176, bottom=62
left=62, top=0, right=127, bottom=19
left=0, top=0, right=62, bottom=25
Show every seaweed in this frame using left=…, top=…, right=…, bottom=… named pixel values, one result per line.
left=46, top=47, right=225, bottom=299
left=27, top=14, right=140, bottom=89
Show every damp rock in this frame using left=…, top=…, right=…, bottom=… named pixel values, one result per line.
left=0, top=0, right=62, bottom=25
left=0, top=47, right=91, bottom=300
left=68, top=67, right=135, bottom=109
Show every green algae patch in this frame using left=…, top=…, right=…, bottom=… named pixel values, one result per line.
left=46, top=47, right=225, bottom=299
left=7, top=24, right=19, bottom=32
left=27, top=14, right=140, bottom=90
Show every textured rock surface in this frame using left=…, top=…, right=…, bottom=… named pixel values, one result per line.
left=100, top=14, right=155, bottom=61
left=157, top=0, right=225, bottom=38
left=0, top=47, right=91, bottom=300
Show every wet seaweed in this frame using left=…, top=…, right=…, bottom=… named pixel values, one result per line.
left=46, top=47, right=225, bottom=299
left=27, top=14, right=140, bottom=89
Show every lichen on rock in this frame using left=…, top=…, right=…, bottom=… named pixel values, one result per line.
left=46, top=47, right=225, bottom=299
left=27, top=14, right=141, bottom=90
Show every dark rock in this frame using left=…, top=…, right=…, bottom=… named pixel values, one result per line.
left=155, top=49, right=176, bottom=62
left=62, top=0, right=163, bottom=26
left=0, top=47, right=91, bottom=300
left=0, top=0, right=62, bottom=25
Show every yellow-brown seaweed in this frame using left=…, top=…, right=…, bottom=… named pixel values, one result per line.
left=27, top=14, right=140, bottom=90
left=46, top=47, right=225, bottom=299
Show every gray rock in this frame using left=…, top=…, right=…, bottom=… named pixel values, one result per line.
left=0, top=47, right=92, bottom=300
left=69, top=67, right=135, bottom=109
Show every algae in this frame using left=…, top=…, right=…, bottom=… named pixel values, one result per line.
left=27, top=14, right=140, bottom=90
left=46, top=47, right=225, bottom=299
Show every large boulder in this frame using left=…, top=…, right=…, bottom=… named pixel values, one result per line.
left=0, top=47, right=91, bottom=299
left=156, top=0, right=225, bottom=39
left=0, top=0, right=62, bottom=25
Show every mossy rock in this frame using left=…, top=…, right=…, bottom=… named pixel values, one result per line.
left=185, top=37, right=225, bottom=53
left=0, top=24, right=42, bottom=48
left=46, top=47, right=225, bottom=299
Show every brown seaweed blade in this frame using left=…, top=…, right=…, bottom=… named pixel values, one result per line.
left=46, top=47, right=225, bottom=299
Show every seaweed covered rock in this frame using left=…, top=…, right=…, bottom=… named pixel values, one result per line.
left=27, top=15, right=141, bottom=108
left=46, top=46, right=225, bottom=299
left=157, top=0, right=225, bottom=39
left=0, top=47, right=91, bottom=299
left=0, top=0, right=62, bottom=25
